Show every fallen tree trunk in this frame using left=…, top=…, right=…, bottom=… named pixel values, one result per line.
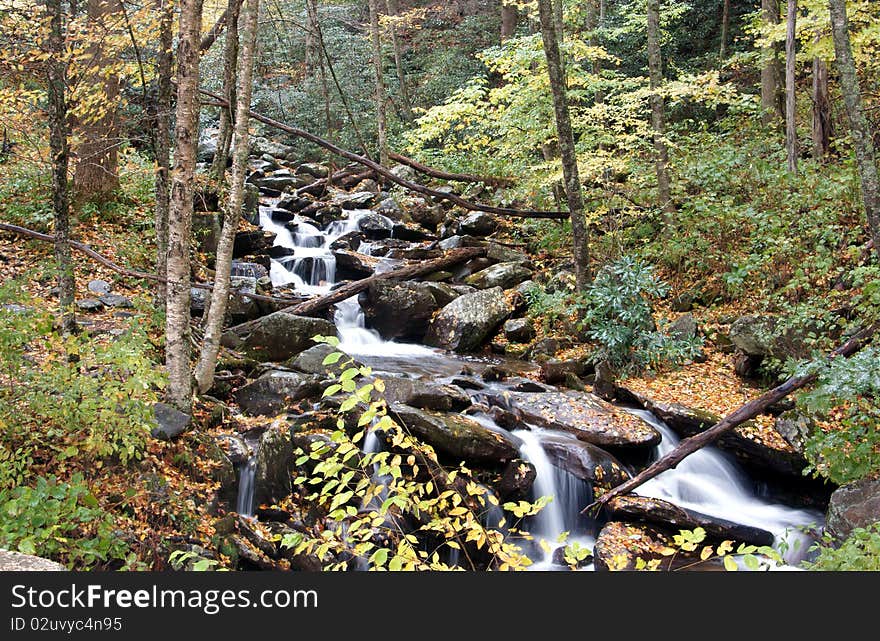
left=198, top=88, right=568, bottom=220
left=583, top=323, right=879, bottom=514
left=387, top=151, right=514, bottom=188
left=0, top=222, right=302, bottom=307
left=227, top=246, right=485, bottom=333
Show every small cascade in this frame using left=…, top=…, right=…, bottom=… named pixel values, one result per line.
left=235, top=456, right=257, bottom=518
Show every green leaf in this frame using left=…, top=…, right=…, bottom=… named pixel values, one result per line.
left=322, top=352, right=343, bottom=365
left=723, top=555, right=739, bottom=572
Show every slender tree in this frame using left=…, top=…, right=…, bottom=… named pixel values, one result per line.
left=306, top=0, right=333, bottom=139
left=812, top=52, right=831, bottom=161
left=720, top=0, right=730, bottom=59
left=165, top=0, right=203, bottom=413
left=761, top=0, right=784, bottom=124
left=194, top=0, right=260, bottom=394
left=385, top=0, right=413, bottom=122
left=501, top=0, right=517, bottom=40
left=647, top=0, right=673, bottom=218
left=46, top=0, right=75, bottom=334
left=73, top=0, right=123, bottom=204
left=537, top=0, right=590, bottom=290
left=785, top=0, right=798, bottom=175
left=210, top=0, right=243, bottom=181
left=154, top=0, right=174, bottom=305
left=828, top=0, right=880, bottom=259
left=368, top=0, right=389, bottom=165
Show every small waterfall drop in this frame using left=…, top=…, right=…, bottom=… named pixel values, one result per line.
left=235, top=456, right=257, bottom=518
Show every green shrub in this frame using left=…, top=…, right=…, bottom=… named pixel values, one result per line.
left=0, top=473, right=131, bottom=569
left=578, top=256, right=703, bottom=374
left=804, top=523, right=880, bottom=571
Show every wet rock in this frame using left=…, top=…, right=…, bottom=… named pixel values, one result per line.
left=328, top=231, right=364, bottom=252
left=465, top=262, right=533, bottom=290
left=231, top=261, right=270, bottom=280
left=391, top=222, right=436, bottom=242
left=88, top=279, right=112, bottom=295
left=539, top=359, right=587, bottom=385
left=380, top=378, right=471, bottom=412
left=503, top=318, right=536, bottom=343
left=552, top=545, right=593, bottom=569
left=594, top=521, right=675, bottom=571
left=401, top=195, right=444, bottom=229
left=390, top=404, right=520, bottom=464
left=425, top=287, right=513, bottom=353
left=437, top=234, right=485, bottom=250
left=449, top=375, right=486, bottom=391
left=538, top=432, right=630, bottom=491
left=287, top=344, right=357, bottom=377
left=606, top=495, right=775, bottom=547
left=255, top=423, right=295, bottom=507
left=356, top=212, right=393, bottom=238
left=233, top=370, right=320, bottom=416
left=216, top=434, right=250, bottom=465
left=424, top=282, right=460, bottom=307
left=333, top=250, right=378, bottom=279
left=221, top=312, right=336, bottom=362
left=0, top=550, right=66, bottom=571
left=826, top=478, right=880, bottom=542
left=233, top=230, right=276, bottom=258
left=484, top=390, right=661, bottom=449
left=276, top=194, right=311, bottom=213
left=336, top=191, right=376, bottom=209
left=76, top=298, right=104, bottom=312
left=151, top=402, right=191, bottom=441
left=497, top=458, right=537, bottom=500
left=359, top=280, right=439, bottom=341
left=296, top=162, right=329, bottom=178
left=509, top=378, right=554, bottom=393
left=457, top=212, right=498, bottom=236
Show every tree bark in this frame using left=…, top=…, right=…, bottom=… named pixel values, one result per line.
left=385, top=0, right=413, bottom=122
left=829, top=0, right=880, bottom=260
left=369, top=0, right=389, bottom=166
left=165, top=0, right=203, bottom=413
left=194, top=0, right=260, bottom=394
left=200, top=7, right=229, bottom=52
left=210, top=0, right=242, bottom=181
left=501, top=1, right=517, bottom=41
left=647, top=0, right=673, bottom=219
left=812, top=53, right=831, bottom=162
left=46, top=0, right=75, bottom=334
left=785, top=0, right=798, bottom=175
left=585, top=323, right=879, bottom=513
left=537, top=0, right=590, bottom=290
left=306, top=0, right=334, bottom=140
left=761, top=0, right=784, bottom=125
left=154, top=0, right=174, bottom=306
left=72, top=0, right=123, bottom=204
left=720, top=0, right=730, bottom=59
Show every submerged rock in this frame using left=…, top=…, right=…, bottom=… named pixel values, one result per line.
left=221, top=312, right=336, bottom=362
left=485, top=390, right=661, bottom=449
left=390, top=403, right=520, bottom=464
left=424, top=287, right=513, bottom=353
left=233, top=370, right=320, bottom=416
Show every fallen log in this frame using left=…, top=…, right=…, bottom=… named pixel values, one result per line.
left=199, top=8, right=229, bottom=52
left=0, top=222, right=302, bottom=307
left=387, top=151, right=515, bottom=188
left=198, top=88, right=568, bottom=220
left=226, top=246, right=485, bottom=333
left=583, top=323, right=879, bottom=515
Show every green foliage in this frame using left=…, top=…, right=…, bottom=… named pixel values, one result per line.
left=168, top=550, right=225, bottom=572
left=622, top=527, right=784, bottom=571
left=0, top=473, right=131, bottom=569
left=0, top=161, right=53, bottom=231
left=0, top=283, right=165, bottom=489
left=522, top=281, right=574, bottom=333
left=804, top=523, right=880, bottom=571
left=578, top=256, right=703, bottom=373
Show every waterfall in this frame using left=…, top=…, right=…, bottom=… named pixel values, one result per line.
left=235, top=456, right=257, bottom=518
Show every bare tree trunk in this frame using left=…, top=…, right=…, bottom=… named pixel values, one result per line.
left=194, top=0, right=260, bottom=394
left=537, top=0, right=590, bottom=290
left=385, top=0, right=413, bottom=122
left=720, top=0, right=730, bottom=59
left=46, top=0, right=75, bottom=334
left=761, top=0, right=784, bottom=125
left=647, top=0, right=673, bottom=219
left=501, top=1, right=517, bottom=40
left=829, top=0, right=880, bottom=259
left=785, top=0, right=798, bottom=175
left=812, top=54, right=831, bottom=162
left=553, top=0, right=564, bottom=42
left=369, top=0, right=389, bottom=166
left=600, top=0, right=605, bottom=24
left=155, top=0, right=173, bottom=306
left=73, top=0, right=122, bottom=204
left=165, top=0, right=203, bottom=413
left=210, top=0, right=242, bottom=181
left=306, top=0, right=333, bottom=139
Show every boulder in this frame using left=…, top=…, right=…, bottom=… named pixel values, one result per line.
left=296, top=162, right=329, bottom=178
left=216, top=434, right=250, bottom=465
left=380, top=378, right=471, bottom=412
left=503, top=318, right=536, bottom=343
left=487, top=242, right=530, bottom=264
left=538, top=432, right=631, bottom=491
left=390, top=404, right=520, bottom=464
left=356, top=212, right=393, bottom=238
left=88, top=279, right=112, bottom=295
left=457, top=212, right=498, bottom=236
left=424, top=282, right=460, bottom=307
left=359, top=280, right=439, bottom=341
left=593, top=522, right=675, bottom=571
left=98, top=293, right=132, bottom=308
left=252, top=172, right=310, bottom=192
left=221, top=312, right=336, bottom=362
left=424, top=287, right=513, bottom=353
left=669, top=313, right=698, bottom=341
left=465, top=262, right=533, bottom=290
left=334, top=250, right=378, bottom=280
left=391, top=222, right=436, bottom=242
left=401, top=195, right=444, bottom=229
left=151, top=402, right=191, bottom=441
left=539, top=359, right=587, bottom=385
left=255, top=423, right=295, bottom=506
left=825, top=478, right=880, bottom=542
left=497, top=459, right=537, bottom=500
left=230, top=261, right=270, bottom=280
left=773, top=410, right=814, bottom=455
left=233, top=370, right=320, bottom=416
left=233, top=230, right=276, bottom=259
left=484, top=390, right=661, bottom=449
left=437, top=234, right=485, bottom=250
left=193, top=212, right=222, bottom=255
left=328, top=231, right=364, bottom=252
left=0, top=550, right=66, bottom=571
left=606, top=495, right=775, bottom=547
left=76, top=298, right=104, bottom=312
left=287, top=344, right=358, bottom=377
left=335, top=191, right=376, bottom=209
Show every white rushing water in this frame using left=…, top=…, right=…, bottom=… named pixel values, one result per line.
left=235, top=457, right=257, bottom=518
